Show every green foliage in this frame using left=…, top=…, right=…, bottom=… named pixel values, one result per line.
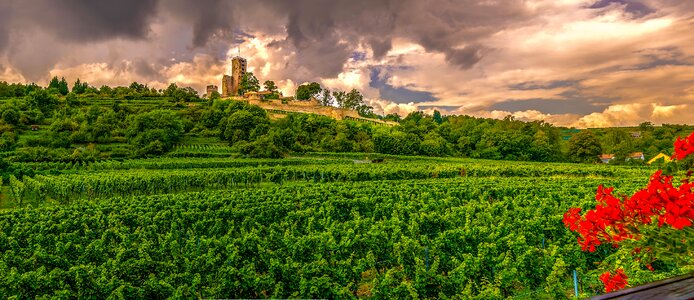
left=238, top=72, right=260, bottom=95
left=319, top=88, right=332, bottom=106
left=0, top=77, right=691, bottom=164
left=0, top=132, right=17, bottom=151
left=0, top=81, right=40, bottom=97
left=2, top=108, right=19, bottom=125
left=26, top=89, right=59, bottom=114
left=374, top=129, right=421, bottom=155
left=0, top=163, right=668, bottom=298
left=48, top=76, right=69, bottom=95
left=568, top=131, right=602, bottom=163
left=126, top=110, right=184, bottom=155
left=221, top=109, right=269, bottom=145
left=263, top=80, right=280, bottom=99
left=420, top=132, right=451, bottom=156
left=296, top=82, right=321, bottom=100
left=239, top=132, right=287, bottom=158
left=71, top=78, right=89, bottom=94
left=433, top=110, right=443, bottom=124
left=164, top=83, right=200, bottom=102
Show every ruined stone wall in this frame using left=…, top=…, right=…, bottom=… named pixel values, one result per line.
left=205, top=85, right=218, bottom=98
left=231, top=57, right=247, bottom=96
left=221, top=75, right=232, bottom=97
left=242, top=98, right=395, bottom=126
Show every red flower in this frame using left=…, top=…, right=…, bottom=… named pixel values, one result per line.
left=563, top=207, right=582, bottom=231
left=600, top=268, right=628, bottom=292
left=564, top=132, right=694, bottom=286
left=673, top=131, right=694, bottom=160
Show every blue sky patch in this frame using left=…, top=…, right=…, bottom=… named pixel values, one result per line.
left=369, top=68, right=438, bottom=103
left=491, top=98, right=608, bottom=115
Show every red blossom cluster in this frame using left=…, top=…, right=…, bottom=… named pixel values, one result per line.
left=563, top=131, right=694, bottom=293
left=673, top=131, right=694, bottom=160
left=599, top=269, right=628, bottom=293
left=562, top=171, right=694, bottom=252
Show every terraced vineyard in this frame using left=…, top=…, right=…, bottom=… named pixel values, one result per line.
left=0, top=155, right=680, bottom=298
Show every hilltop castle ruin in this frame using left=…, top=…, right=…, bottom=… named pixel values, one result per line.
left=212, top=56, right=396, bottom=126
left=221, top=56, right=247, bottom=97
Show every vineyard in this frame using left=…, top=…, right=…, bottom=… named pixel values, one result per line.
left=0, top=155, right=686, bottom=298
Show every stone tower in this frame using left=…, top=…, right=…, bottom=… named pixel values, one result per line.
left=221, top=75, right=232, bottom=97
left=205, top=85, right=218, bottom=98
left=220, top=56, right=247, bottom=97
left=231, top=56, right=247, bottom=96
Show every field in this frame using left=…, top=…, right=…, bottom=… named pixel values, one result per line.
left=2, top=153, right=682, bottom=299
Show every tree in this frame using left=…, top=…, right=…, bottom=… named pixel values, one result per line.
left=263, top=80, right=278, bottom=93
left=433, top=110, right=443, bottom=124
left=2, top=109, right=20, bottom=126
left=26, top=89, right=59, bottom=114
left=419, top=132, right=450, bottom=156
left=384, top=113, right=401, bottom=122
left=129, top=82, right=146, bottom=93
left=356, top=104, right=374, bottom=117
left=343, top=89, right=364, bottom=110
left=222, top=110, right=268, bottom=144
left=72, top=79, right=89, bottom=94
left=126, top=110, right=184, bottom=155
left=48, top=76, right=69, bottom=95
left=263, top=80, right=280, bottom=99
left=567, top=131, right=602, bottom=163
left=319, top=88, right=332, bottom=106
left=238, top=72, right=260, bottom=95
left=164, top=83, right=200, bottom=102
left=207, top=91, right=221, bottom=104
left=332, top=90, right=346, bottom=108
left=240, top=132, right=286, bottom=158
left=48, top=76, right=60, bottom=90
left=296, top=82, right=321, bottom=100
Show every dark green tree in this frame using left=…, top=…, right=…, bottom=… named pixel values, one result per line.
left=222, top=110, right=268, bottom=144
left=356, top=104, right=375, bottom=117
left=129, top=82, right=146, bottom=93
left=48, top=76, right=60, bottom=90
left=2, top=109, right=20, bottom=126
left=263, top=80, right=280, bottom=99
left=48, top=77, right=69, bottom=95
left=319, top=88, right=332, bottom=106
left=567, top=131, right=602, bottom=163
left=26, top=90, right=59, bottom=114
left=238, top=72, right=260, bottom=95
left=433, top=110, right=443, bottom=124
left=240, top=132, right=286, bottom=158
left=343, top=89, right=364, bottom=110
left=126, top=110, right=184, bottom=155
left=72, top=78, right=89, bottom=94
left=332, top=90, right=346, bottom=108
left=383, top=113, right=401, bottom=122
left=263, top=80, right=278, bottom=93
left=296, top=82, right=321, bottom=100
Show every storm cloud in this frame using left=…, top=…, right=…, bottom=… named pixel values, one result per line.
left=0, top=0, right=692, bottom=127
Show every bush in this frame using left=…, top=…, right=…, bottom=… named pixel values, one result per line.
left=126, top=110, right=184, bottom=155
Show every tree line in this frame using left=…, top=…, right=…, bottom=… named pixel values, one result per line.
left=0, top=79, right=691, bottom=164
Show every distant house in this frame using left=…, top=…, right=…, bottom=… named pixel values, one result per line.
left=647, top=153, right=673, bottom=165
left=31, top=125, right=39, bottom=131
left=630, top=131, right=642, bottom=138
left=599, top=154, right=615, bottom=164
left=599, top=152, right=644, bottom=164
left=627, top=152, right=645, bottom=161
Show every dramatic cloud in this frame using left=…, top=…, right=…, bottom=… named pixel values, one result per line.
left=0, top=0, right=692, bottom=127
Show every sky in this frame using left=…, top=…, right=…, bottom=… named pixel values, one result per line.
left=0, top=0, right=692, bottom=128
